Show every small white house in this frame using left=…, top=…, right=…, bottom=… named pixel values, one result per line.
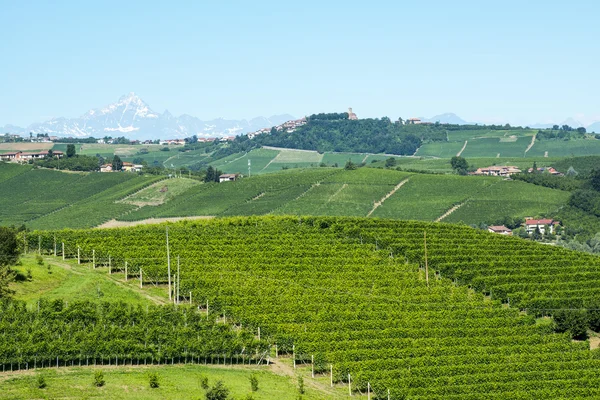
left=488, top=225, right=512, bottom=235
left=219, top=173, right=240, bottom=183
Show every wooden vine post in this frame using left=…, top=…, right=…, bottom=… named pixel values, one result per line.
left=139, top=268, right=143, bottom=288
left=424, top=231, right=429, bottom=287
left=62, top=243, right=65, bottom=260
left=92, top=249, right=95, bottom=269
left=125, top=261, right=128, bottom=281
left=77, top=247, right=80, bottom=265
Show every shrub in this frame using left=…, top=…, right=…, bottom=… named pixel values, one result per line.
left=36, top=255, right=44, bottom=266
left=249, top=374, right=259, bottom=392
left=36, top=375, right=47, bottom=389
left=297, top=375, right=305, bottom=394
left=94, top=370, right=105, bottom=387
left=205, top=381, right=229, bottom=400
left=199, top=374, right=209, bottom=390
left=148, top=372, right=160, bottom=388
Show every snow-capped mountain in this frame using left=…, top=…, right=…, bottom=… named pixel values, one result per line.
left=2, top=93, right=295, bottom=140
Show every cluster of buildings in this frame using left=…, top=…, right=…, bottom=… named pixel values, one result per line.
left=472, top=166, right=522, bottom=177
left=527, top=167, right=563, bottom=176
left=247, top=117, right=307, bottom=139
left=0, top=150, right=64, bottom=162
left=405, top=118, right=433, bottom=125
left=100, top=162, right=143, bottom=173
left=487, top=218, right=560, bottom=236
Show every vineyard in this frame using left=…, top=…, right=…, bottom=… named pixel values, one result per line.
left=0, top=299, right=265, bottom=370
left=22, top=216, right=600, bottom=399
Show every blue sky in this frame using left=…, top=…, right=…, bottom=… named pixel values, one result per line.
left=1, top=0, right=599, bottom=127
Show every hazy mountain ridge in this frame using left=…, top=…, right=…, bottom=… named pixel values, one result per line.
left=1, top=93, right=295, bottom=140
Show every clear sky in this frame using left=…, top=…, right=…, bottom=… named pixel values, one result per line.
left=1, top=0, right=599, bottom=127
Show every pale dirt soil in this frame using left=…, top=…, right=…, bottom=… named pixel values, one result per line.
left=97, top=216, right=214, bottom=229
left=589, top=336, right=600, bottom=350
left=0, top=143, right=53, bottom=151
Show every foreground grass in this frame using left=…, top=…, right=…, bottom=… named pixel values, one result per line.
left=10, top=254, right=157, bottom=307
left=0, top=363, right=341, bottom=399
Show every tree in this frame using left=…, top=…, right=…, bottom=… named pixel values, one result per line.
left=450, top=156, right=469, bottom=175
left=47, top=149, right=54, bottom=159
left=532, top=161, right=538, bottom=172
left=590, top=168, right=600, bottom=192
left=344, top=160, right=357, bottom=170
left=0, top=227, right=18, bottom=298
left=577, top=127, right=587, bottom=134
left=112, top=155, right=123, bottom=171
left=553, top=309, right=588, bottom=340
left=66, top=144, right=76, bottom=158
left=205, top=381, right=230, bottom=400
left=531, top=227, right=542, bottom=241
left=385, top=157, right=397, bottom=168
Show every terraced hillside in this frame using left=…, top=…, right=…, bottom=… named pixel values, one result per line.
left=26, top=217, right=600, bottom=399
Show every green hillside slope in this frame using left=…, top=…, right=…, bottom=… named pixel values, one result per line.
left=24, top=217, right=600, bottom=399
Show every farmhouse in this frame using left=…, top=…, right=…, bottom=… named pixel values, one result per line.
left=122, top=162, right=143, bottom=172
left=527, top=167, right=563, bottom=176
left=219, top=173, right=240, bottom=182
left=0, top=151, right=64, bottom=162
left=488, top=225, right=512, bottom=235
left=100, top=164, right=113, bottom=172
left=472, top=166, right=521, bottom=177
left=525, top=218, right=560, bottom=235
left=159, top=139, right=185, bottom=146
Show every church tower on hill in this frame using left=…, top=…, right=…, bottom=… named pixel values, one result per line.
left=348, top=107, right=358, bottom=120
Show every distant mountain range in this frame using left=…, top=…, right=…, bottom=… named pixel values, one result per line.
left=1, top=93, right=295, bottom=140
left=422, top=113, right=600, bottom=133
left=3, top=99, right=599, bottom=140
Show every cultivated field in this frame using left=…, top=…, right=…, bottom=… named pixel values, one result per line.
left=20, top=217, right=600, bottom=399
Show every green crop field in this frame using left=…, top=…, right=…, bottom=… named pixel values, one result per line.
left=526, top=139, right=600, bottom=158
left=0, top=164, right=162, bottom=229
left=19, top=217, right=600, bottom=399
left=444, top=180, right=570, bottom=224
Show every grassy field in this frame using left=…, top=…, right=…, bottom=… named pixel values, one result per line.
left=0, top=363, right=343, bottom=400
left=10, top=254, right=158, bottom=307
left=120, top=177, right=200, bottom=206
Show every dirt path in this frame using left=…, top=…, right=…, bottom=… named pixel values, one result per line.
left=269, top=358, right=341, bottom=397
left=525, top=133, right=537, bottom=153
left=366, top=178, right=410, bottom=217
left=109, top=276, right=168, bottom=305
left=436, top=201, right=465, bottom=222
left=456, top=140, right=468, bottom=157
left=259, top=151, right=281, bottom=172
left=328, top=183, right=347, bottom=202
left=97, top=216, right=214, bottom=229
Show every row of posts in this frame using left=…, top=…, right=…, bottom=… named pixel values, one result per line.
left=31, top=235, right=388, bottom=398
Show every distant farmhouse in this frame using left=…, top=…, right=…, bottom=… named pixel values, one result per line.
left=0, top=151, right=64, bottom=162
left=527, top=167, right=563, bottom=176
left=488, top=225, right=512, bottom=235
left=525, top=218, right=560, bottom=235
left=219, top=173, right=240, bottom=183
left=472, top=166, right=521, bottom=177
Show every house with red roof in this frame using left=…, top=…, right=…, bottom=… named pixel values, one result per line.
left=525, top=218, right=560, bottom=235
